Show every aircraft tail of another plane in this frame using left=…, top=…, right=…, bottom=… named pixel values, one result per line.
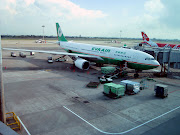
left=141, top=31, right=150, bottom=42
left=56, top=23, right=67, bottom=42
left=141, top=31, right=158, bottom=47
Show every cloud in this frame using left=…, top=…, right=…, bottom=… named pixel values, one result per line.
left=112, top=0, right=180, bottom=39
left=142, top=0, right=180, bottom=31
left=159, top=0, right=180, bottom=29
left=125, top=0, right=165, bottom=32
left=138, top=0, right=180, bottom=39
left=121, top=8, right=129, bottom=17
left=0, top=0, right=107, bottom=35
left=141, top=0, right=165, bottom=28
left=43, top=0, right=107, bottom=19
left=6, top=5, right=17, bottom=15
left=24, top=0, right=35, bottom=6
left=144, top=0, right=164, bottom=14
left=2, top=0, right=107, bottom=19
left=0, top=0, right=17, bottom=14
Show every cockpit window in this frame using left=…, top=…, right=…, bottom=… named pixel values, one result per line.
left=145, top=57, right=155, bottom=60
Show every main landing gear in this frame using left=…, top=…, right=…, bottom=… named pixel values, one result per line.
left=117, top=61, right=127, bottom=77
left=134, top=70, right=142, bottom=78
left=134, top=73, right=139, bottom=78
left=96, top=63, right=104, bottom=67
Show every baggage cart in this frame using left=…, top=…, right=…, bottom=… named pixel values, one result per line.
left=120, top=80, right=140, bottom=95
left=154, top=84, right=168, bottom=98
left=103, top=83, right=125, bottom=98
left=101, top=67, right=116, bottom=74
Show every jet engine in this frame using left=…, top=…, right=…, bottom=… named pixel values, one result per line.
left=74, top=58, right=90, bottom=70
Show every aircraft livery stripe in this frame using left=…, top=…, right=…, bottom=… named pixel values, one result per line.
left=126, top=61, right=159, bottom=67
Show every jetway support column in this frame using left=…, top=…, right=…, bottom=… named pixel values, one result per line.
left=154, top=48, right=159, bottom=61
left=167, top=48, right=172, bottom=73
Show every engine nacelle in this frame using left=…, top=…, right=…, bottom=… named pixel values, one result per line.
left=74, top=58, right=90, bottom=70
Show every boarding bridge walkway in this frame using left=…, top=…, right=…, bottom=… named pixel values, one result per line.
left=134, top=46, right=180, bottom=69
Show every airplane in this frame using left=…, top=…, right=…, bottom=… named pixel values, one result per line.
left=3, top=23, right=160, bottom=77
left=141, top=31, right=180, bottom=49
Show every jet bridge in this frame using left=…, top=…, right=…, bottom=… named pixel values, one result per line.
left=134, top=46, right=180, bottom=73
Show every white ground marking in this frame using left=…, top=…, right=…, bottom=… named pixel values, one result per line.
left=71, top=91, right=79, bottom=97
left=63, top=105, right=180, bottom=134
left=17, top=116, right=31, bottom=135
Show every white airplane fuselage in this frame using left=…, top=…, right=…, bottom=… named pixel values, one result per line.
left=60, top=41, right=160, bottom=70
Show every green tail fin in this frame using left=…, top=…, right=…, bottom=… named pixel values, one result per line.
left=56, top=23, right=67, bottom=42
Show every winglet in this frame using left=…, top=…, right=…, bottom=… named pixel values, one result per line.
left=56, top=23, right=67, bottom=42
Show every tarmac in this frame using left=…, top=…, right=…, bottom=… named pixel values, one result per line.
left=1, top=39, right=180, bottom=135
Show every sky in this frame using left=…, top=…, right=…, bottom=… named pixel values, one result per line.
left=0, top=0, right=180, bottom=39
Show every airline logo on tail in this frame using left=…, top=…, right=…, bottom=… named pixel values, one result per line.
left=56, top=23, right=67, bottom=42
left=141, top=31, right=149, bottom=41
left=141, top=31, right=158, bottom=47
left=58, top=27, right=63, bottom=37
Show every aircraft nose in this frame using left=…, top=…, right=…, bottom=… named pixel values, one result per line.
left=154, top=60, right=160, bottom=67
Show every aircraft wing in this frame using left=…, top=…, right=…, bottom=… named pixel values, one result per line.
left=3, top=48, right=103, bottom=61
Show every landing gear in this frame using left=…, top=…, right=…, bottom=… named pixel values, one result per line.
left=134, top=70, right=141, bottom=78
left=96, top=63, right=103, bottom=67
left=118, top=61, right=127, bottom=76
left=134, top=73, right=139, bottom=78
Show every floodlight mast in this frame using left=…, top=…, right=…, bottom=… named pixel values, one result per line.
left=120, top=30, right=122, bottom=39
left=42, top=25, right=45, bottom=40
left=0, top=35, right=6, bottom=124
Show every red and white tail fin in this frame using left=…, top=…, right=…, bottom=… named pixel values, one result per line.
left=141, top=31, right=150, bottom=42
left=141, top=31, right=158, bottom=47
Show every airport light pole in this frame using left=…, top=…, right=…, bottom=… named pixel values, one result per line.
left=0, top=35, right=6, bottom=124
left=120, top=30, right=122, bottom=39
left=42, top=25, right=45, bottom=40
